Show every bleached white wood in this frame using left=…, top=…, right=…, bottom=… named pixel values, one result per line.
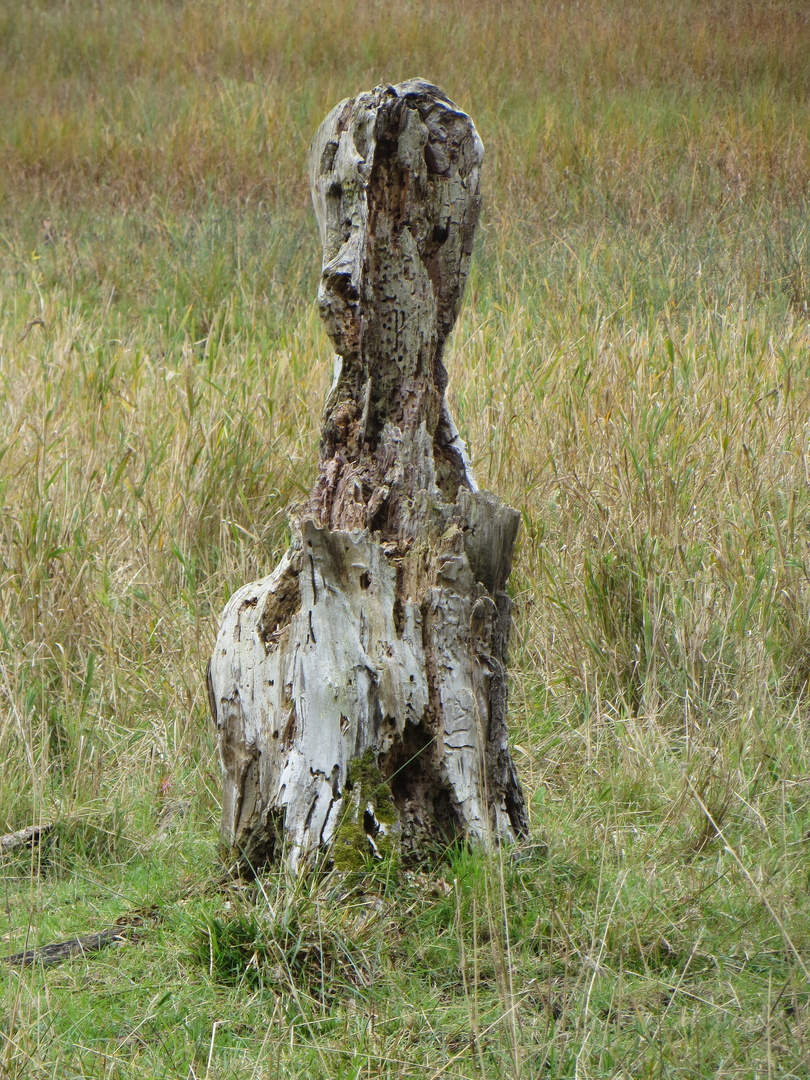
left=209, top=80, right=526, bottom=872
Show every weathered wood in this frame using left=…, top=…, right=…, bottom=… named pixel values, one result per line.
left=3, top=927, right=133, bottom=968
left=209, top=79, right=527, bottom=873
left=0, top=824, right=52, bottom=854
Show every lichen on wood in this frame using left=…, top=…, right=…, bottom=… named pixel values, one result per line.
left=209, top=79, right=527, bottom=874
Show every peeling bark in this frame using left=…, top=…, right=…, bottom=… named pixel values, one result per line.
left=210, top=79, right=527, bottom=873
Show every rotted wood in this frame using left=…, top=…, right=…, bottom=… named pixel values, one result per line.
left=0, top=824, right=52, bottom=854
left=209, top=79, right=527, bottom=873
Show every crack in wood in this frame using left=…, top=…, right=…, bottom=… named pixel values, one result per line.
left=210, top=80, right=527, bottom=874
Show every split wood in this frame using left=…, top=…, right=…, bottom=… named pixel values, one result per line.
left=209, top=79, right=527, bottom=873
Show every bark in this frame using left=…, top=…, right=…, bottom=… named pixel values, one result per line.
left=3, top=927, right=134, bottom=968
left=209, top=79, right=527, bottom=874
left=0, top=824, right=51, bottom=854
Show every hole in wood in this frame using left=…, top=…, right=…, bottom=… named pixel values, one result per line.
left=209, top=79, right=527, bottom=875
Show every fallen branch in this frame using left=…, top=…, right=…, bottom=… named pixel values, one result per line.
left=0, top=824, right=52, bottom=855
left=4, top=927, right=132, bottom=968
left=2, top=910, right=154, bottom=969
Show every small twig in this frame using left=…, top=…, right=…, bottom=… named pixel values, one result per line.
left=18, top=318, right=46, bottom=344
left=205, top=1020, right=220, bottom=1078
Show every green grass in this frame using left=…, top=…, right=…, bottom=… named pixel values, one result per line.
left=2, top=0, right=810, bottom=1075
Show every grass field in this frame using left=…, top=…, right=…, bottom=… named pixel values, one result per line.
left=2, top=1, right=810, bottom=1076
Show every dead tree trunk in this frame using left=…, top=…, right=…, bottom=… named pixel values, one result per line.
left=209, top=79, right=527, bottom=873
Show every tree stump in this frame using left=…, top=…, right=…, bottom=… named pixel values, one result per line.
left=208, top=79, right=527, bottom=873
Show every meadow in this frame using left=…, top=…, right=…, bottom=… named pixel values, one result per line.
left=1, top=0, right=810, bottom=1075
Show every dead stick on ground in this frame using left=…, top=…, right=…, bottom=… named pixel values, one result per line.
left=3, top=927, right=134, bottom=969
left=0, top=824, right=52, bottom=854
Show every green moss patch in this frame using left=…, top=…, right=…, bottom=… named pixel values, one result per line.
left=332, top=749, right=399, bottom=874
